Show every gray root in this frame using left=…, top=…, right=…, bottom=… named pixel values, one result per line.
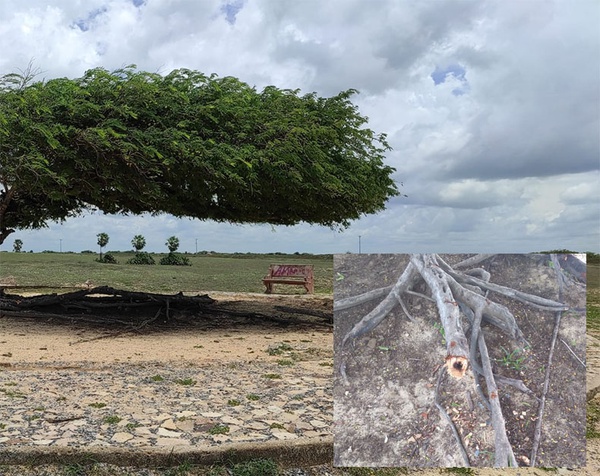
left=409, top=254, right=469, bottom=379
left=478, top=331, right=518, bottom=467
left=334, top=285, right=393, bottom=311
left=339, top=262, right=420, bottom=384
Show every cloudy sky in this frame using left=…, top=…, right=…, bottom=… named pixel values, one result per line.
left=1, top=0, right=598, bottom=254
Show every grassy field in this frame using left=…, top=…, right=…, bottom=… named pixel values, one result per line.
left=587, top=262, right=600, bottom=334
left=0, top=252, right=333, bottom=294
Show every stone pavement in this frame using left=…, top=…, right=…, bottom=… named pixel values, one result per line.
left=0, top=359, right=332, bottom=450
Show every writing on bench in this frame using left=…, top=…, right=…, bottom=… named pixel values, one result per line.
left=262, top=264, right=314, bottom=294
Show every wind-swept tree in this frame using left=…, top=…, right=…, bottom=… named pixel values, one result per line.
left=0, top=65, right=400, bottom=245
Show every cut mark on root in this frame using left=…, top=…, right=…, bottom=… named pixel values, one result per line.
left=446, top=356, right=469, bottom=379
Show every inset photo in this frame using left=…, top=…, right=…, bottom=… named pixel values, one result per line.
left=333, top=253, right=586, bottom=468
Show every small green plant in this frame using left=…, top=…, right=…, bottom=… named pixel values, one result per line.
left=227, top=399, right=241, bottom=406
left=209, top=424, right=230, bottom=435
left=277, top=359, right=294, bottom=366
left=262, top=373, right=282, bottom=379
left=433, top=322, right=446, bottom=345
left=89, top=402, right=106, bottom=408
left=0, top=388, right=26, bottom=399
left=0, top=423, right=6, bottom=430
left=176, top=378, right=196, bottom=386
left=125, top=422, right=141, bottom=430
left=246, top=394, right=260, bottom=401
left=269, top=422, right=285, bottom=429
left=150, top=375, right=164, bottom=382
left=103, top=415, right=122, bottom=424
left=499, top=346, right=527, bottom=371
left=266, top=342, right=293, bottom=355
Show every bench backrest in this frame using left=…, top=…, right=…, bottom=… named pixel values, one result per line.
left=268, top=264, right=314, bottom=278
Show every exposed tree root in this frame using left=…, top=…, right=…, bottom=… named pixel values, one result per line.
left=337, top=253, right=579, bottom=468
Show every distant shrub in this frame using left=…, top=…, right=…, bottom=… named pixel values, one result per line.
left=160, top=253, right=191, bottom=266
left=127, top=252, right=156, bottom=265
left=96, top=253, right=118, bottom=264
left=81, top=250, right=95, bottom=254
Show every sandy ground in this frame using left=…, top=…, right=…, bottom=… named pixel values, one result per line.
left=0, top=292, right=333, bottom=366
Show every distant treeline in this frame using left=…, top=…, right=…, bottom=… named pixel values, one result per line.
left=537, top=250, right=599, bottom=264
left=74, top=250, right=334, bottom=260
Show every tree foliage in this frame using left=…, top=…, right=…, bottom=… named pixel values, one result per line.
left=0, top=65, right=400, bottom=244
left=96, top=232, right=109, bottom=259
left=165, top=236, right=179, bottom=253
left=131, top=234, right=146, bottom=252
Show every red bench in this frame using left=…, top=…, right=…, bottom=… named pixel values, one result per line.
left=263, top=264, right=314, bottom=294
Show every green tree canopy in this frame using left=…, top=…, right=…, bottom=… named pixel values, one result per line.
left=0, top=65, right=400, bottom=244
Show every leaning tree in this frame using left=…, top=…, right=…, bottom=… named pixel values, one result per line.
left=0, top=65, right=400, bottom=245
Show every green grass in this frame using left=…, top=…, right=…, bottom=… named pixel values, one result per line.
left=175, top=378, right=196, bottom=386
left=208, top=424, right=230, bottom=435
left=587, top=263, right=600, bottom=335
left=103, top=415, right=121, bottom=425
left=88, top=402, right=106, bottom=409
left=0, top=252, right=332, bottom=294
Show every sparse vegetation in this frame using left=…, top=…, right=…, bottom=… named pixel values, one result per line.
left=230, top=458, right=278, bottom=476
left=208, top=424, right=230, bottom=435
left=103, top=415, right=122, bottom=425
left=498, top=346, right=527, bottom=371
left=266, top=342, right=294, bottom=355
left=262, top=373, right=282, bottom=379
left=175, top=378, right=196, bottom=386
left=89, top=402, right=107, bottom=408
left=276, top=359, right=294, bottom=366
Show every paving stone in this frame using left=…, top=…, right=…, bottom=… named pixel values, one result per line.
left=111, top=432, right=134, bottom=443
left=155, top=437, right=191, bottom=446
left=32, top=439, right=54, bottom=445
left=156, top=427, right=182, bottom=438
left=271, top=430, right=298, bottom=440
left=160, top=420, right=178, bottom=431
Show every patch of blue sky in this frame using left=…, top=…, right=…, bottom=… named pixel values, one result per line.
left=431, top=63, right=466, bottom=85
left=431, top=63, right=469, bottom=96
left=221, top=0, right=244, bottom=25
left=132, top=0, right=145, bottom=7
left=72, top=6, right=108, bottom=32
